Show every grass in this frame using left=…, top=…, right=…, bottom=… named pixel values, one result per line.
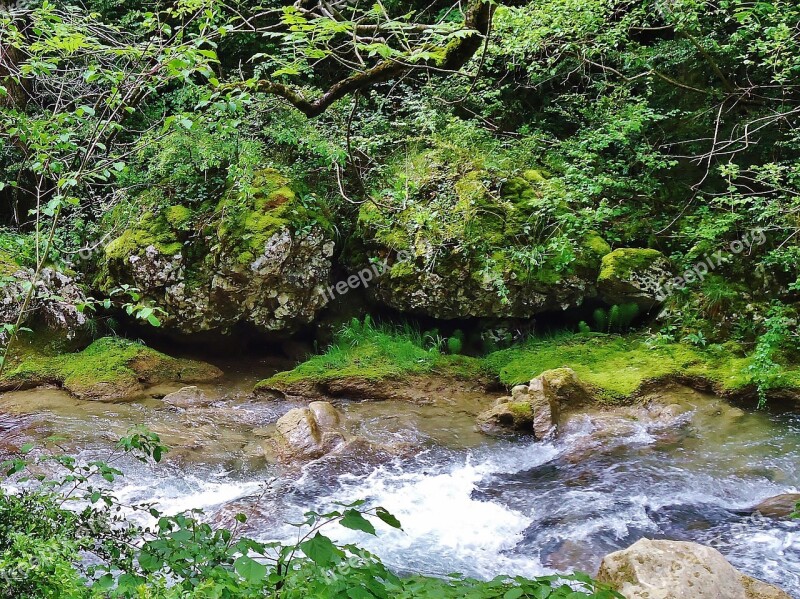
left=257, top=320, right=800, bottom=403
left=255, top=318, right=485, bottom=392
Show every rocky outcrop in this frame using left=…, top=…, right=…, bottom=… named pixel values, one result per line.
left=597, top=539, right=791, bottom=599
left=750, top=493, right=800, bottom=519
left=476, top=368, right=592, bottom=437
left=597, top=248, right=672, bottom=308
left=1, top=266, right=88, bottom=341
left=96, top=169, right=336, bottom=335
left=355, top=154, right=611, bottom=319
left=274, top=401, right=346, bottom=459
left=0, top=337, right=222, bottom=401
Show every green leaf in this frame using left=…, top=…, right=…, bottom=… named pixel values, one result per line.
left=234, top=555, right=267, bottom=583
left=300, top=532, right=338, bottom=566
left=375, top=507, right=402, bottom=529
left=340, top=509, right=377, bottom=535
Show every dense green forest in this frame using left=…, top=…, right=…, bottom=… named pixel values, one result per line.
left=1, top=0, right=800, bottom=597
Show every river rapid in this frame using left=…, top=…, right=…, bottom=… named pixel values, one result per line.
left=1, top=357, right=798, bottom=595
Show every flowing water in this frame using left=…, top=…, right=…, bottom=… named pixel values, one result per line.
left=1, top=361, right=799, bottom=595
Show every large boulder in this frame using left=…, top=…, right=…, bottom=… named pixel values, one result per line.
left=476, top=368, right=593, bottom=438
left=597, top=248, right=672, bottom=308
left=354, top=150, right=609, bottom=319
left=274, top=401, right=345, bottom=459
left=96, top=169, right=335, bottom=335
left=597, top=539, right=791, bottom=599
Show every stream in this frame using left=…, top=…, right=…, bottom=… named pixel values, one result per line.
left=1, top=357, right=799, bottom=596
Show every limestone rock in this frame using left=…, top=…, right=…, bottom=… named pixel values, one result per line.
left=475, top=399, right=534, bottom=436
left=597, top=538, right=791, bottom=599
left=751, top=493, right=800, bottom=519
left=0, top=266, right=88, bottom=341
left=597, top=248, right=672, bottom=308
left=275, top=402, right=345, bottom=459
left=476, top=367, right=592, bottom=438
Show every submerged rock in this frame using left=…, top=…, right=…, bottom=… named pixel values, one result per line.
left=162, top=386, right=214, bottom=409
left=597, top=538, right=791, bottom=599
left=750, top=493, right=800, bottom=519
left=597, top=248, right=671, bottom=308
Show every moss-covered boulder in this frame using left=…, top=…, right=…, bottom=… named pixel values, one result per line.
left=597, top=248, right=672, bottom=308
left=354, top=149, right=608, bottom=319
left=0, top=337, right=222, bottom=400
left=96, top=169, right=335, bottom=335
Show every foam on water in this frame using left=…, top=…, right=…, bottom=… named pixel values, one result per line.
left=280, top=441, right=561, bottom=578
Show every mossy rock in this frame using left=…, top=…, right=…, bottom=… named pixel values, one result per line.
left=597, top=248, right=672, bottom=308
left=94, top=167, right=336, bottom=335
left=1, top=337, right=222, bottom=401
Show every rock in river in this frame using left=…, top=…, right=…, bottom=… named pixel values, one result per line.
left=597, top=538, right=792, bottom=598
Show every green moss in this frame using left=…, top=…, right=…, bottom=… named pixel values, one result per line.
left=483, top=333, right=800, bottom=402
left=582, top=232, right=612, bottom=258
left=2, top=337, right=220, bottom=398
left=216, top=168, right=331, bottom=265
left=598, top=248, right=665, bottom=283
left=165, top=205, right=193, bottom=229
left=255, top=320, right=485, bottom=392
left=104, top=212, right=183, bottom=261
left=508, top=401, right=534, bottom=420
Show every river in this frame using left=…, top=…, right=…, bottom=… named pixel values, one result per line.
left=1, top=358, right=798, bottom=595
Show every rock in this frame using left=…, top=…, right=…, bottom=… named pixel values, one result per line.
left=275, top=402, right=346, bottom=459
left=162, top=386, right=214, bottom=409
left=751, top=493, right=800, bottom=519
left=476, top=368, right=592, bottom=438
left=597, top=538, right=792, bottom=599
left=0, top=266, right=89, bottom=342
left=97, top=169, right=336, bottom=335
left=353, top=157, right=609, bottom=319
left=597, top=248, right=672, bottom=308
left=0, top=337, right=222, bottom=401
left=475, top=400, right=533, bottom=436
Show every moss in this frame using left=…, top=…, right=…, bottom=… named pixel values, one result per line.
left=104, top=212, right=183, bottom=261
left=598, top=248, right=665, bottom=283
left=254, top=322, right=486, bottom=392
left=165, top=205, right=193, bottom=229
left=508, top=401, right=534, bottom=420
left=216, top=168, right=331, bottom=265
left=582, top=232, right=612, bottom=258
left=483, top=333, right=800, bottom=402
left=2, top=337, right=221, bottom=399
left=522, top=169, right=547, bottom=183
